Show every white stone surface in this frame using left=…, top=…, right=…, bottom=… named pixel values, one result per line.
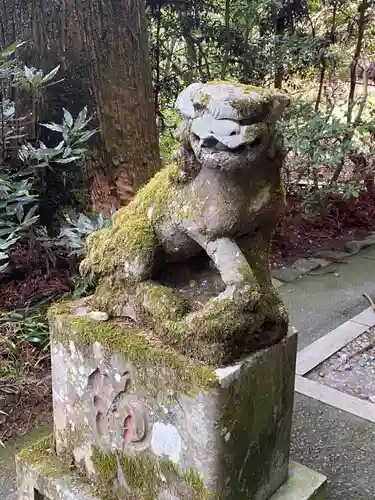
left=151, top=422, right=183, bottom=464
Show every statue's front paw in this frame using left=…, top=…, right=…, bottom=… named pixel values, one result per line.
left=215, top=283, right=260, bottom=308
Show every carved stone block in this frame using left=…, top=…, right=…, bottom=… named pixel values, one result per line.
left=46, top=301, right=298, bottom=499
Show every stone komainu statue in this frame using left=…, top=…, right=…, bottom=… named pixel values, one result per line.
left=80, top=81, right=290, bottom=365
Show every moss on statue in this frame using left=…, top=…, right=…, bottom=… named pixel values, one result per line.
left=17, top=435, right=70, bottom=479
left=83, top=214, right=154, bottom=279
left=49, top=301, right=218, bottom=395
left=121, top=163, right=180, bottom=222
left=82, top=164, right=182, bottom=280
left=17, top=435, right=55, bottom=466
left=92, top=448, right=212, bottom=500
left=206, top=80, right=266, bottom=93
left=243, top=122, right=268, bottom=140
left=137, top=282, right=189, bottom=323
left=196, top=91, right=211, bottom=107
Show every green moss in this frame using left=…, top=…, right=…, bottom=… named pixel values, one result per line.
left=17, top=435, right=70, bottom=478
left=92, top=448, right=212, bottom=500
left=138, top=283, right=189, bottom=323
left=49, top=304, right=218, bottom=395
left=47, top=301, right=74, bottom=319
left=244, top=122, right=267, bottom=141
left=121, top=163, right=180, bottom=222
left=185, top=467, right=212, bottom=500
left=217, top=332, right=294, bottom=498
left=196, top=91, right=211, bottom=107
left=82, top=164, right=182, bottom=280
left=206, top=80, right=266, bottom=93
left=17, top=435, right=54, bottom=465
left=83, top=213, right=154, bottom=279
left=237, top=261, right=255, bottom=283
left=231, top=97, right=267, bottom=117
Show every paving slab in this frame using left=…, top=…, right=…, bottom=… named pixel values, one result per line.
left=270, top=461, right=326, bottom=500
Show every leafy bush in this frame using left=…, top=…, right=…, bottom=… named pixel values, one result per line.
left=281, top=99, right=354, bottom=190
left=0, top=41, right=98, bottom=273
left=58, top=212, right=111, bottom=257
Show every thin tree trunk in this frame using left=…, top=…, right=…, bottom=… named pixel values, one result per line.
left=221, top=0, right=231, bottom=79
left=0, top=0, right=161, bottom=215
left=315, top=63, right=326, bottom=111
left=330, top=0, right=369, bottom=186
left=347, top=0, right=368, bottom=124
left=272, top=2, right=283, bottom=89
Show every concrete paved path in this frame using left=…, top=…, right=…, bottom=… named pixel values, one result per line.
left=280, top=244, right=375, bottom=350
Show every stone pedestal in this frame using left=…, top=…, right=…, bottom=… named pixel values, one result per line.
left=16, top=301, right=327, bottom=499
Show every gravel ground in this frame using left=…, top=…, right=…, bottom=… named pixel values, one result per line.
left=308, top=326, right=375, bottom=402
left=292, top=393, right=375, bottom=500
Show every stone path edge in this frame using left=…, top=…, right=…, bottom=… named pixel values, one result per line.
left=295, top=306, right=375, bottom=422
left=296, top=306, right=375, bottom=375
left=295, top=375, right=375, bottom=423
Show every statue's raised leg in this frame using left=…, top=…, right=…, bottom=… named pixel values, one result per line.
left=239, top=224, right=288, bottom=337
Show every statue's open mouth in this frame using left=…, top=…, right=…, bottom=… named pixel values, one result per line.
left=197, top=135, right=262, bottom=155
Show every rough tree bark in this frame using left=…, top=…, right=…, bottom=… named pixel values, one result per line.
left=0, top=0, right=161, bottom=214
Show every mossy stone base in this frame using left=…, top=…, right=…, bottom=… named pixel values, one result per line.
left=17, top=441, right=325, bottom=500
left=47, top=300, right=297, bottom=499
left=16, top=436, right=99, bottom=500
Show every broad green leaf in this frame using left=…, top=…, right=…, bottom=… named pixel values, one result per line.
left=62, top=146, right=72, bottom=158
left=41, top=122, right=64, bottom=133
left=73, top=106, right=88, bottom=131
left=16, top=204, right=24, bottom=222
left=20, top=215, right=39, bottom=229
left=63, top=108, right=74, bottom=128
left=55, top=156, right=81, bottom=164
left=75, top=129, right=98, bottom=143
left=40, top=65, right=60, bottom=84
left=0, top=237, right=19, bottom=250
left=1, top=41, right=26, bottom=58
left=23, top=65, right=34, bottom=81
left=0, top=261, right=9, bottom=272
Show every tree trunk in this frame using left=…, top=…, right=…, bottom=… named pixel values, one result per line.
left=220, top=0, right=231, bottom=80
left=347, top=0, right=368, bottom=124
left=0, top=0, right=161, bottom=215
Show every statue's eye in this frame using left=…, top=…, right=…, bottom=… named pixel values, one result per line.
left=230, top=131, right=237, bottom=136
left=193, top=102, right=204, bottom=111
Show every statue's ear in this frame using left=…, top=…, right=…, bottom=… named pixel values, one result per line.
left=175, top=83, right=203, bottom=118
